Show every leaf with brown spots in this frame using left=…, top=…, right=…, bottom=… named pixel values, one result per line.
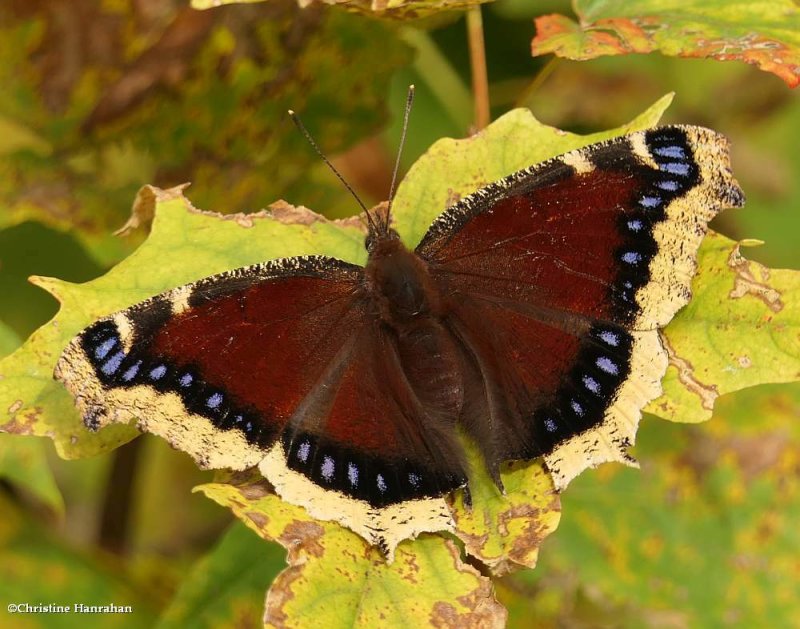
left=197, top=472, right=506, bottom=629
left=647, top=234, right=800, bottom=423
left=531, top=1, right=800, bottom=88
left=450, top=445, right=561, bottom=576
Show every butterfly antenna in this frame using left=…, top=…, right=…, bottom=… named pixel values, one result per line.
left=288, top=110, right=378, bottom=232
left=385, top=85, right=415, bottom=230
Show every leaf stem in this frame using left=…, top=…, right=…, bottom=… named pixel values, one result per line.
left=466, top=5, right=490, bottom=131
left=516, top=57, right=561, bottom=108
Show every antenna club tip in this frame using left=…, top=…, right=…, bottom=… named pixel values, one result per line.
left=409, top=84, right=415, bottom=90
left=287, top=109, right=295, bottom=115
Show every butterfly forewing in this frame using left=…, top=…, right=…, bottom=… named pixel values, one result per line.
left=418, top=126, right=744, bottom=487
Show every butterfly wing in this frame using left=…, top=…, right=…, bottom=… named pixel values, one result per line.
left=416, top=126, right=744, bottom=488
left=56, top=254, right=466, bottom=555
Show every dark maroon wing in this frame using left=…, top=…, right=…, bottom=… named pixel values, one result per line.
left=415, top=126, right=744, bottom=487
left=55, top=255, right=467, bottom=553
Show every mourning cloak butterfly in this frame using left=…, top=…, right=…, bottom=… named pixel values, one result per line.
left=55, top=123, right=744, bottom=557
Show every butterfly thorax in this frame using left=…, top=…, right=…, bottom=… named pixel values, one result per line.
left=364, top=233, right=442, bottom=329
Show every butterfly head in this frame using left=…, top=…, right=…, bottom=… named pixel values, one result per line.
left=364, top=200, right=399, bottom=254
left=364, top=226, right=401, bottom=255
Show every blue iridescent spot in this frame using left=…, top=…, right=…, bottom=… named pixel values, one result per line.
left=661, top=161, right=691, bottom=176
left=122, top=360, right=142, bottom=382
left=101, top=351, right=125, bottom=376
left=347, top=462, right=359, bottom=487
left=149, top=365, right=167, bottom=380
left=244, top=420, right=254, bottom=434
left=639, top=195, right=662, bottom=208
left=544, top=417, right=558, bottom=433
left=599, top=330, right=620, bottom=347
left=622, top=251, right=643, bottom=265
left=653, top=145, right=686, bottom=159
left=297, top=441, right=311, bottom=463
left=179, top=373, right=193, bottom=387
left=582, top=375, right=601, bottom=394
left=627, top=219, right=644, bottom=232
left=206, top=392, right=223, bottom=409
left=408, top=472, right=421, bottom=488
left=376, top=474, right=387, bottom=493
left=570, top=400, right=585, bottom=417
left=321, top=456, right=335, bottom=481
left=94, top=337, right=117, bottom=360
left=596, top=356, right=620, bottom=375
left=656, top=179, right=680, bottom=191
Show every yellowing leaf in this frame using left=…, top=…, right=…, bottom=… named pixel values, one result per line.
left=197, top=473, right=506, bottom=628
left=451, top=445, right=561, bottom=575
left=648, top=235, right=800, bottom=422
left=531, top=1, right=800, bottom=87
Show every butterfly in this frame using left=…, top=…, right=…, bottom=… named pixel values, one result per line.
left=55, top=119, right=744, bottom=558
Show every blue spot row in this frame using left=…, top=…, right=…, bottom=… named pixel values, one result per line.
left=284, top=432, right=453, bottom=506
left=82, top=321, right=271, bottom=448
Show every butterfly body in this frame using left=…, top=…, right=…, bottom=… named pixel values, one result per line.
left=55, top=125, right=744, bottom=558
left=365, top=229, right=443, bottom=324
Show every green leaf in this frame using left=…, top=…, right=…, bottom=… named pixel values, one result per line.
left=647, top=235, right=800, bottom=423
left=197, top=473, right=506, bottom=628
left=156, top=521, right=286, bottom=629
left=531, top=1, right=800, bottom=88
left=0, top=319, right=20, bottom=360
left=512, top=383, right=800, bottom=627
left=0, top=493, right=158, bottom=628
left=0, top=434, right=64, bottom=515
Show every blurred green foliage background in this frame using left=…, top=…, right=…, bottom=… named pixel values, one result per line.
left=1, top=0, right=798, bottom=627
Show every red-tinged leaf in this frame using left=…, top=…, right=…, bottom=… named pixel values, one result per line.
left=531, top=1, right=800, bottom=88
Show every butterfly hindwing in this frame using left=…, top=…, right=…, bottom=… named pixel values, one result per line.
left=418, top=126, right=744, bottom=487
